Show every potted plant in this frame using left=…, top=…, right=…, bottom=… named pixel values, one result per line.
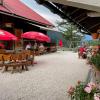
left=90, top=54, right=100, bottom=81
left=91, top=54, right=100, bottom=71
left=67, top=81, right=100, bottom=100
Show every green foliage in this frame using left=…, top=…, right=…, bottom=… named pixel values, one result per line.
left=68, top=81, right=99, bottom=100
left=72, top=83, right=95, bottom=100
left=88, top=40, right=100, bottom=46
left=91, top=54, right=100, bottom=71
left=57, top=20, right=84, bottom=48
left=57, top=21, right=83, bottom=40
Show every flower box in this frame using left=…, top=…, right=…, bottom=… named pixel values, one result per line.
left=92, top=65, right=100, bottom=82
left=92, top=33, right=99, bottom=39
left=67, top=81, right=100, bottom=100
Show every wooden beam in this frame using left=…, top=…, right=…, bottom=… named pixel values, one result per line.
left=47, top=0, right=100, bottom=13
left=70, top=8, right=80, bottom=15
left=88, top=22, right=100, bottom=30
left=74, top=13, right=86, bottom=20
left=78, top=16, right=87, bottom=22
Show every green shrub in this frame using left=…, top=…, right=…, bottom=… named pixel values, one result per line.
left=91, top=54, right=100, bottom=71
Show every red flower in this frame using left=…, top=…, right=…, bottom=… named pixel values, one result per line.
left=67, top=86, right=75, bottom=95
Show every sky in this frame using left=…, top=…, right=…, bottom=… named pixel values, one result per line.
left=20, top=0, right=92, bottom=41
left=84, top=35, right=92, bottom=41
left=20, top=0, right=63, bottom=26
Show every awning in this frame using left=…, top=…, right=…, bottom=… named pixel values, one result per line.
left=0, top=0, right=53, bottom=26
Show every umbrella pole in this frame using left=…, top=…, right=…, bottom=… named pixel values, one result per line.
left=21, top=38, right=24, bottom=50
left=12, top=40, right=15, bottom=52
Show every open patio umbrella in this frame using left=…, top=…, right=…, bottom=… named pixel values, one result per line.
left=0, top=29, right=18, bottom=40
left=21, top=31, right=50, bottom=42
left=37, top=32, right=50, bottom=42
left=59, top=39, right=63, bottom=47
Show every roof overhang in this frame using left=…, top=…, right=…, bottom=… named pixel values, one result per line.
left=0, top=10, right=52, bottom=27
left=35, top=0, right=100, bottom=35
left=0, top=0, right=54, bottom=27
left=46, top=0, right=100, bottom=13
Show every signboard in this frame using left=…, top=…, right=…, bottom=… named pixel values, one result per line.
left=15, top=28, right=23, bottom=50
left=4, top=23, right=14, bottom=28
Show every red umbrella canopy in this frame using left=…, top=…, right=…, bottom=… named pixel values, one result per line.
left=0, top=29, right=18, bottom=40
left=59, top=39, right=63, bottom=47
left=21, top=31, right=50, bottom=42
left=35, top=32, right=50, bottom=42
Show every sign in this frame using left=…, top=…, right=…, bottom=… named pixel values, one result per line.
left=4, top=23, right=13, bottom=28
left=15, top=28, right=23, bottom=49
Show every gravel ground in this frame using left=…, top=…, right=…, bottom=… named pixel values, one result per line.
left=0, top=51, right=90, bottom=100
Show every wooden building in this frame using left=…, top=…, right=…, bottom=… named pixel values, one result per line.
left=0, top=0, right=53, bottom=50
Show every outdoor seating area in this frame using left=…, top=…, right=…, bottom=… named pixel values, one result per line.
left=0, top=44, right=57, bottom=74
left=0, top=29, right=57, bottom=70
left=0, top=50, right=34, bottom=73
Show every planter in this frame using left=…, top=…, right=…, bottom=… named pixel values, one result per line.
left=93, top=65, right=100, bottom=82
left=91, top=54, right=100, bottom=82
left=68, top=81, right=99, bottom=100
left=91, top=33, right=99, bottom=39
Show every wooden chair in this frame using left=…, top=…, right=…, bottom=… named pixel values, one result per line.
left=10, top=53, right=26, bottom=73
left=28, top=50, right=34, bottom=66
left=38, top=47, right=44, bottom=55
left=20, top=53, right=29, bottom=71
left=0, top=54, right=4, bottom=68
left=1, top=52, right=31, bottom=73
left=22, top=50, right=34, bottom=66
left=2, top=54, right=12, bottom=72
left=0, top=49, right=6, bottom=54
left=2, top=54, right=22, bottom=73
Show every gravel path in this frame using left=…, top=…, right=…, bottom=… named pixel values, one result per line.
left=0, top=51, right=90, bottom=100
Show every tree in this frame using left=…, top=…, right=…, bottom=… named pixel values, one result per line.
left=57, top=20, right=84, bottom=48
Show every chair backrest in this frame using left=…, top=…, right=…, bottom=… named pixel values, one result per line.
left=11, top=53, right=22, bottom=61
left=22, top=50, right=34, bottom=60
left=0, top=49, right=6, bottom=54
left=2, top=54, right=12, bottom=62
left=0, top=54, right=3, bottom=61
left=23, top=50, right=34, bottom=55
left=21, top=53, right=28, bottom=60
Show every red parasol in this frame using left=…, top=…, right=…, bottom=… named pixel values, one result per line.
left=21, top=31, right=50, bottom=42
left=59, top=39, right=63, bottom=47
left=0, top=29, right=18, bottom=40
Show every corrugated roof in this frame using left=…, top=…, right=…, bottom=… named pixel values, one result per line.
left=0, top=5, right=8, bottom=12
left=0, top=0, right=53, bottom=26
